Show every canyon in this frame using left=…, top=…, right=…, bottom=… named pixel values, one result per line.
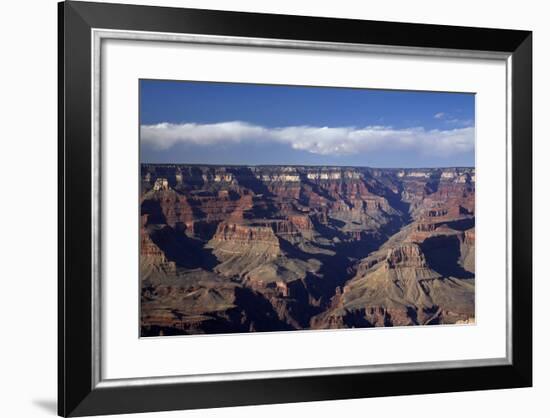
left=140, top=164, right=475, bottom=336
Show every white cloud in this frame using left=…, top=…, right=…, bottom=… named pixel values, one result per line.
left=434, top=112, right=473, bottom=127
left=445, top=118, right=474, bottom=127
left=141, top=121, right=474, bottom=157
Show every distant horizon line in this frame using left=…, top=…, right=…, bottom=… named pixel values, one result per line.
left=140, top=162, right=474, bottom=170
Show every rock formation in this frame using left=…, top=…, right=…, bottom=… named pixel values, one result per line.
left=140, top=164, right=475, bottom=335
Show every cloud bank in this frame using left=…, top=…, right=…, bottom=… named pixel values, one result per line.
left=141, top=121, right=474, bottom=157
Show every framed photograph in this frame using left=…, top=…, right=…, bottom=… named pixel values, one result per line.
left=58, top=1, right=532, bottom=416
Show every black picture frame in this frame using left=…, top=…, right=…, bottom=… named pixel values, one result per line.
left=58, top=1, right=532, bottom=416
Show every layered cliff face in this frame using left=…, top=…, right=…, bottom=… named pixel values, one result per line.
left=140, top=164, right=475, bottom=335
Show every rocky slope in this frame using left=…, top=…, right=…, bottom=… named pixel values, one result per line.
left=140, top=164, right=475, bottom=335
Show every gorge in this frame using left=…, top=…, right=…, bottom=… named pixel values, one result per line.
left=140, top=164, right=475, bottom=336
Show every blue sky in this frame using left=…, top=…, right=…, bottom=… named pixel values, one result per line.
left=140, top=79, right=475, bottom=167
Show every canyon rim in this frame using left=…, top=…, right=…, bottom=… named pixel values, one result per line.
left=139, top=80, right=475, bottom=336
